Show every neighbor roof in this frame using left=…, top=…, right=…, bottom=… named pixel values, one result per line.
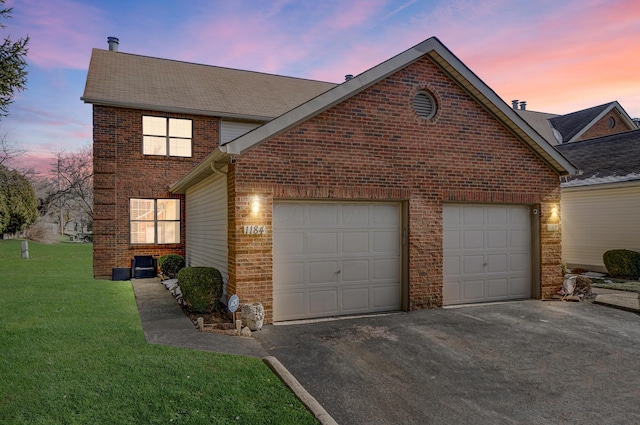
left=515, top=109, right=560, bottom=145
left=556, top=129, right=640, bottom=187
left=549, top=101, right=636, bottom=144
left=81, top=49, right=337, bottom=121
left=171, top=37, right=578, bottom=192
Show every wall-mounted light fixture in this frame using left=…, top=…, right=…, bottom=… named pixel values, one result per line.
left=251, top=195, right=260, bottom=216
left=550, top=205, right=559, bottom=223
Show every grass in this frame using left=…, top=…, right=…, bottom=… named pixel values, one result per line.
left=0, top=240, right=317, bottom=425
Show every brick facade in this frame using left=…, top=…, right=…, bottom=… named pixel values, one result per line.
left=228, top=57, right=563, bottom=323
left=92, top=106, right=219, bottom=278
left=577, top=109, right=635, bottom=141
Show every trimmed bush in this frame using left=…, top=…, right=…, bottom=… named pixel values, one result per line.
left=177, top=267, right=222, bottom=313
left=603, top=249, right=640, bottom=278
left=158, top=254, right=185, bottom=279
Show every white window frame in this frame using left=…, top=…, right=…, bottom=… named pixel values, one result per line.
left=142, top=116, right=192, bottom=157
left=130, top=198, right=181, bottom=245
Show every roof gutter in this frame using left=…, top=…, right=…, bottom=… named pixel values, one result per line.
left=169, top=147, right=229, bottom=194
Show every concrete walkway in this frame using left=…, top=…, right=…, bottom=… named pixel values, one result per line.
left=592, top=286, right=640, bottom=312
left=131, top=278, right=268, bottom=358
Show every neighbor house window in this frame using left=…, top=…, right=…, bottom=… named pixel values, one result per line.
left=143, top=116, right=192, bottom=157
left=130, top=199, right=180, bottom=244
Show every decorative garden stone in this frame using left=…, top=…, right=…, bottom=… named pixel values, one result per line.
left=241, top=302, right=264, bottom=331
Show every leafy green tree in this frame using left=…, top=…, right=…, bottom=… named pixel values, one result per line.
left=0, top=165, right=37, bottom=234
left=0, top=1, right=29, bottom=117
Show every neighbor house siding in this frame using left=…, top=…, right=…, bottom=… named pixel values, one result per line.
left=226, top=56, right=562, bottom=323
left=92, top=106, right=219, bottom=278
left=185, top=172, right=229, bottom=281
left=561, top=183, right=640, bottom=271
left=220, top=120, right=262, bottom=145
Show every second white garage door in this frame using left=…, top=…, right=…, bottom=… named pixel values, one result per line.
left=273, top=201, right=402, bottom=321
left=443, top=204, right=532, bottom=305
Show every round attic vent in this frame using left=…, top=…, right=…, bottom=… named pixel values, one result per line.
left=413, top=91, right=436, bottom=120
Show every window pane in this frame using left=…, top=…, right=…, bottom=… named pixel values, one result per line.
left=169, top=118, right=192, bottom=138
left=158, top=221, right=180, bottom=244
left=169, top=138, right=192, bottom=157
left=130, top=221, right=156, bottom=244
left=130, top=199, right=155, bottom=220
left=143, top=116, right=167, bottom=136
left=143, top=136, right=167, bottom=155
left=157, top=199, right=180, bottom=220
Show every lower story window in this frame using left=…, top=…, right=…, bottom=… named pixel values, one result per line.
left=130, top=198, right=180, bottom=244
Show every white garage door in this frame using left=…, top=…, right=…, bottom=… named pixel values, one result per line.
left=443, top=204, right=532, bottom=305
left=273, top=201, right=402, bottom=321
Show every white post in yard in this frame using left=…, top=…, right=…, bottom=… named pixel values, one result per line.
left=21, top=240, right=29, bottom=259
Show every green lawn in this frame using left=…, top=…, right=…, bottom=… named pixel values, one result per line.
left=0, top=240, right=317, bottom=425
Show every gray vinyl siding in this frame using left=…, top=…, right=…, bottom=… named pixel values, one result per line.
left=561, top=183, right=640, bottom=270
left=185, top=172, right=228, bottom=283
left=220, top=120, right=261, bottom=145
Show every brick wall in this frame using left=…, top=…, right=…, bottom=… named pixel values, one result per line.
left=229, top=56, right=563, bottom=322
left=578, top=109, right=634, bottom=141
left=92, top=106, right=219, bottom=278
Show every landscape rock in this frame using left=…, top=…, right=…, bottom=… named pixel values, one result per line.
left=240, top=326, right=252, bottom=337
left=241, top=302, right=264, bottom=331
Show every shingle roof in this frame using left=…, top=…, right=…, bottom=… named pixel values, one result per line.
left=549, top=103, right=612, bottom=143
left=81, top=49, right=337, bottom=120
left=556, top=129, right=640, bottom=187
left=515, top=109, right=560, bottom=144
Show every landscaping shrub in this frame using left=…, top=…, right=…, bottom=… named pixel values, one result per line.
left=177, top=267, right=222, bottom=313
left=158, top=254, right=185, bottom=279
left=603, top=249, right=640, bottom=279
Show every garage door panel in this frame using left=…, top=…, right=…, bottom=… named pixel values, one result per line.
left=308, top=261, right=339, bottom=284
left=444, top=204, right=531, bottom=305
left=488, top=230, right=507, bottom=248
left=342, top=259, right=369, bottom=282
left=443, top=230, right=460, bottom=249
left=510, top=253, right=529, bottom=271
left=373, top=204, right=400, bottom=226
left=464, top=255, right=485, bottom=274
left=274, top=261, right=305, bottom=287
left=342, top=287, right=369, bottom=311
left=373, top=258, right=400, bottom=280
left=275, top=232, right=304, bottom=256
left=309, top=290, right=338, bottom=314
left=443, top=255, right=460, bottom=275
left=274, top=292, right=305, bottom=320
left=487, top=278, right=508, bottom=297
left=464, top=230, right=484, bottom=249
left=374, top=230, right=400, bottom=253
left=372, top=285, right=401, bottom=308
left=342, top=204, right=369, bottom=226
left=308, top=232, right=338, bottom=255
left=342, top=232, right=369, bottom=253
left=487, top=254, right=507, bottom=273
left=274, top=201, right=402, bottom=321
left=310, top=204, right=338, bottom=226
left=463, top=280, right=485, bottom=300
left=274, top=203, right=304, bottom=227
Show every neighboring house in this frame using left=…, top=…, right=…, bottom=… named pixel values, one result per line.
left=83, top=37, right=577, bottom=323
left=514, top=101, right=637, bottom=145
left=556, top=130, right=640, bottom=272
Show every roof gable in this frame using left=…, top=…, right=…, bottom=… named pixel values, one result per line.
left=549, top=101, right=636, bottom=144
left=81, top=49, right=336, bottom=121
left=556, top=129, right=640, bottom=187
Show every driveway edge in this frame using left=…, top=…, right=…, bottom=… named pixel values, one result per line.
left=263, top=356, right=339, bottom=425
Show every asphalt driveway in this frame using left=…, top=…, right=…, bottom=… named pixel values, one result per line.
left=254, top=300, right=640, bottom=424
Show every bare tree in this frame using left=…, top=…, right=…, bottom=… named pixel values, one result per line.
left=0, top=134, right=25, bottom=166
left=42, top=146, right=93, bottom=234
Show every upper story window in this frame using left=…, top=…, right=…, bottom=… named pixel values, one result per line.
left=143, top=116, right=192, bottom=157
left=130, top=198, right=181, bottom=244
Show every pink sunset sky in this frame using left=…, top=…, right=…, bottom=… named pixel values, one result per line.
left=3, top=0, right=640, bottom=172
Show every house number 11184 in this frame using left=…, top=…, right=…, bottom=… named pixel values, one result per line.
left=243, top=225, right=265, bottom=235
